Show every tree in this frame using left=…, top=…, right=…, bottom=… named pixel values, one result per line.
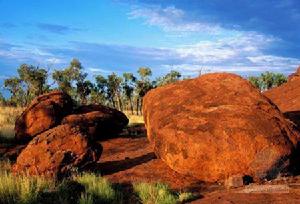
left=95, top=74, right=112, bottom=106
left=0, top=92, right=6, bottom=106
left=135, top=67, right=153, bottom=115
left=76, top=80, right=93, bottom=105
left=248, top=72, right=287, bottom=91
left=248, top=76, right=261, bottom=89
left=4, top=77, right=25, bottom=106
left=156, top=70, right=182, bottom=86
left=52, top=58, right=87, bottom=101
left=17, top=64, right=48, bottom=103
left=138, top=67, right=152, bottom=81
left=107, top=73, right=123, bottom=110
left=122, top=72, right=136, bottom=114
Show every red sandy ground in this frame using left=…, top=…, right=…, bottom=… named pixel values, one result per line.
left=2, top=126, right=300, bottom=203
left=98, top=127, right=300, bottom=203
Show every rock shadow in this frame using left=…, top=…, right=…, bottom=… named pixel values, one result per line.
left=283, top=111, right=300, bottom=128
left=97, top=152, right=156, bottom=175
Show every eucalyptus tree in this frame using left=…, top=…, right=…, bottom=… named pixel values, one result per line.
left=52, top=58, right=88, bottom=101
left=107, top=73, right=123, bottom=111
left=122, top=72, right=136, bottom=114
left=156, top=70, right=182, bottom=87
left=4, top=77, right=25, bottom=106
left=17, top=64, right=48, bottom=103
left=135, top=67, right=153, bottom=115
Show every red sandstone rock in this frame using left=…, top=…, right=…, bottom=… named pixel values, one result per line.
left=12, top=124, right=102, bottom=178
left=61, top=105, right=129, bottom=140
left=15, top=91, right=74, bottom=142
left=143, top=73, right=300, bottom=182
left=265, top=67, right=300, bottom=127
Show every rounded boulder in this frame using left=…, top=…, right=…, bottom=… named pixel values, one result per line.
left=12, top=124, right=102, bottom=178
left=61, top=105, right=129, bottom=140
left=143, top=73, right=300, bottom=182
left=15, top=91, right=74, bottom=142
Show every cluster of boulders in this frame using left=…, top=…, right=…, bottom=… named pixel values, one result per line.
left=12, top=91, right=128, bottom=178
left=143, top=71, right=300, bottom=183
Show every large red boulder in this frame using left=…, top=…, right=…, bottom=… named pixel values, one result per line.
left=61, top=105, right=129, bottom=140
left=143, top=73, right=300, bottom=182
left=15, top=91, right=74, bottom=142
left=264, top=67, right=300, bottom=127
left=12, top=124, right=102, bottom=178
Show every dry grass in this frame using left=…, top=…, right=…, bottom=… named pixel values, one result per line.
left=0, top=161, right=55, bottom=204
left=0, top=106, right=23, bottom=142
left=124, top=111, right=144, bottom=125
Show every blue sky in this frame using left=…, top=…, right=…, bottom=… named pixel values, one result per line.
left=0, top=0, right=300, bottom=85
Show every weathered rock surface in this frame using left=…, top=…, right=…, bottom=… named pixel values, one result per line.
left=264, top=67, right=300, bottom=127
left=143, top=73, right=300, bottom=182
left=15, top=91, right=74, bottom=142
left=12, top=124, right=102, bottom=178
left=287, top=66, right=300, bottom=82
left=61, top=105, right=129, bottom=140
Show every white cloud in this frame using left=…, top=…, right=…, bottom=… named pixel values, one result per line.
left=128, top=5, right=221, bottom=33
left=88, top=67, right=113, bottom=74
left=174, top=32, right=276, bottom=63
left=158, top=32, right=299, bottom=75
left=46, top=57, right=64, bottom=64
left=0, top=41, right=66, bottom=67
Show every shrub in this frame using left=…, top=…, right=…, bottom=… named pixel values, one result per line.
left=133, top=182, right=178, bottom=204
left=74, top=173, right=123, bottom=204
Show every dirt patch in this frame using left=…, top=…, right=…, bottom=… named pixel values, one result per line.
left=99, top=136, right=213, bottom=192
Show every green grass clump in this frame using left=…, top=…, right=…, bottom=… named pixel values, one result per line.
left=0, top=171, right=54, bottom=204
left=74, top=173, right=123, bottom=204
left=133, top=182, right=178, bottom=204
left=178, top=192, right=198, bottom=203
left=79, top=193, right=94, bottom=204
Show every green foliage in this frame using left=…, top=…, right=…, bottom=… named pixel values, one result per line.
left=74, top=173, right=123, bottom=204
left=0, top=160, right=198, bottom=204
left=248, top=71, right=287, bottom=91
left=178, top=192, right=198, bottom=203
left=4, top=64, right=48, bottom=106
left=138, top=67, right=152, bottom=80
left=0, top=171, right=55, bottom=204
left=4, top=77, right=25, bottom=106
left=156, top=70, right=182, bottom=87
left=52, top=58, right=87, bottom=99
left=122, top=72, right=136, bottom=114
left=133, top=182, right=178, bottom=204
left=17, top=64, right=48, bottom=98
left=79, top=193, right=94, bottom=204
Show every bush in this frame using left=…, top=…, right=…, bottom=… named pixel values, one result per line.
left=74, top=173, right=123, bottom=204
left=133, top=182, right=178, bottom=204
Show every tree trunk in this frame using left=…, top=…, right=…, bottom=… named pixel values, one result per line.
left=116, top=93, right=123, bottom=111
left=136, top=98, right=140, bottom=115
left=140, top=97, right=143, bottom=115
left=129, top=97, right=134, bottom=115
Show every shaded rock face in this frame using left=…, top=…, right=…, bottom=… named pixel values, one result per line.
left=143, top=73, right=300, bottom=182
left=264, top=67, right=300, bottom=128
left=12, top=124, right=102, bottom=178
left=15, top=91, right=74, bottom=142
left=61, top=105, right=129, bottom=140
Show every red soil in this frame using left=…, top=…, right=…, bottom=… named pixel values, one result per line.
left=98, top=126, right=300, bottom=203
left=99, top=136, right=208, bottom=191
